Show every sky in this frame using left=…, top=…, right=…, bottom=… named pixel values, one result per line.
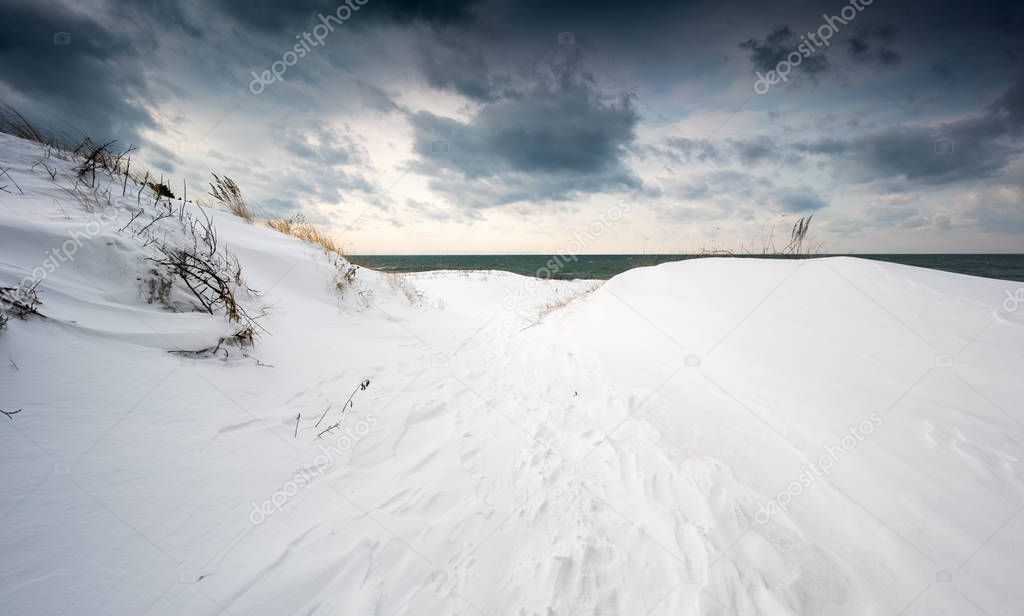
left=1, top=0, right=1022, bottom=254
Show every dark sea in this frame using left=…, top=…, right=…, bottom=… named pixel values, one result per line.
left=348, top=254, right=1024, bottom=283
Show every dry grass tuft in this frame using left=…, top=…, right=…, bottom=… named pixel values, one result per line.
left=209, top=173, right=254, bottom=222
left=385, top=272, right=424, bottom=305
left=699, top=215, right=823, bottom=257
left=0, top=105, right=54, bottom=145
left=535, top=284, right=600, bottom=320
left=266, top=215, right=345, bottom=256
left=0, top=105, right=49, bottom=144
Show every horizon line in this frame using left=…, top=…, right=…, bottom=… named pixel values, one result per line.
left=348, top=252, right=1024, bottom=256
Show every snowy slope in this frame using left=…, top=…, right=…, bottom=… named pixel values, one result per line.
left=1, top=131, right=1023, bottom=615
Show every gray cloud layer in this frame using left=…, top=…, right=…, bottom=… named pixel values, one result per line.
left=410, top=56, right=641, bottom=207
left=0, top=0, right=1022, bottom=244
left=0, top=0, right=153, bottom=143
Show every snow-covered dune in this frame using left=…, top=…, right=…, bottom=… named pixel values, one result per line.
left=2, top=131, right=1023, bottom=615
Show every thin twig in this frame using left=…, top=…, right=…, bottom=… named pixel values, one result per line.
left=334, top=379, right=370, bottom=422
left=319, top=379, right=371, bottom=437
left=318, top=421, right=340, bottom=438
left=314, top=405, right=332, bottom=428
left=118, top=208, right=143, bottom=232
left=0, top=167, right=23, bottom=194
left=137, top=170, right=149, bottom=204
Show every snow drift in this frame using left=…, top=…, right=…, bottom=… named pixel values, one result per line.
left=1, top=131, right=1023, bottom=615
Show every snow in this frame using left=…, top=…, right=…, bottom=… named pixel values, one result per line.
left=1, top=131, right=1023, bottom=615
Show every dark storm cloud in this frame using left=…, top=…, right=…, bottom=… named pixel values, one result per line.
left=468, top=0, right=698, bottom=49
left=731, top=136, right=777, bottom=164
left=793, top=138, right=849, bottom=155
left=847, top=25, right=901, bottom=67
left=109, top=0, right=203, bottom=38
left=740, top=26, right=830, bottom=76
left=368, top=0, right=482, bottom=24
left=509, top=0, right=685, bottom=18
left=124, top=0, right=693, bottom=47
left=774, top=187, right=827, bottom=212
left=3, top=0, right=1023, bottom=238
left=0, top=0, right=153, bottom=143
left=410, top=59, right=640, bottom=206
left=931, top=61, right=954, bottom=81
left=990, top=72, right=1024, bottom=127
left=796, top=74, right=1024, bottom=186
left=649, top=70, right=1024, bottom=219
left=418, top=38, right=504, bottom=102
left=211, top=0, right=481, bottom=31
left=849, top=124, right=1015, bottom=184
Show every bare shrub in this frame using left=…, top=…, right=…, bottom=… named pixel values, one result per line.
left=333, top=259, right=360, bottom=295
left=148, top=179, right=175, bottom=199
left=342, top=263, right=358, bottom=284
left=209, top=174, right=254, bottom=222
left=318, top=252, right=366, bottom=304
left=267, top=215, right=344, bottom=256
left=0, top=107, right=184, bottom=209
left=2, top=106, right=175, bottom=218
left=0, top=312, right=8, bottom=331
left=0, top=282, right=42, bottom=319
left=0, top=109, right=268, bottom=347
left=126, top=200, right=264, bottom=346
left=149, top=208, right=261, bottom=330
left=170, top=326, right=257, bottom=361
left=74, top=139, right=137, bottom=189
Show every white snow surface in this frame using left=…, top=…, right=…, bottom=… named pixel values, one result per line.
left=1, top=132, right=1023, bottom=615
